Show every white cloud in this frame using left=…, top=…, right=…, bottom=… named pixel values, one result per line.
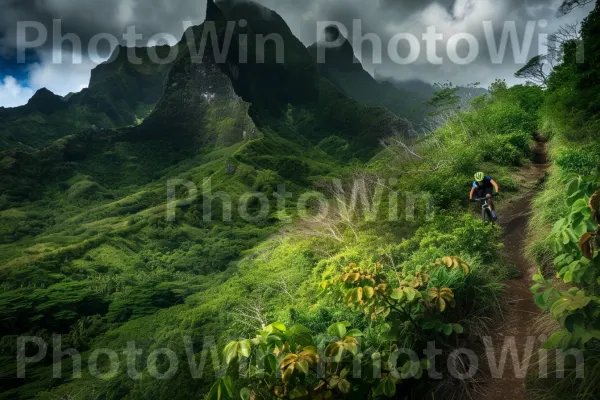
left=0, top=76, right=35, bottom=108
left=0, top=51, right=98, bottom=107
left=28, top=54, right=95, bottom=96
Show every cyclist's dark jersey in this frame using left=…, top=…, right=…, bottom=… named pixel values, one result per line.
left=473, top=176, right=494, bottom=195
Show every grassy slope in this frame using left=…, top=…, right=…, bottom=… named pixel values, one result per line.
left=0, top=1, right=424, bottom=397
left=0, top=1, right=558, bottom=398
left=0, top=82, right=543, bottom=399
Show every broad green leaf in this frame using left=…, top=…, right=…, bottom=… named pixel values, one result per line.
left=452, top=324, right=464, bottom=334
left=295, top=360, right=309, bottom=374
left=564, top=313, right=588, bottom=339
left=352, top=287, right=363, bottom=303
left=572, top=198, right=589, bottom=212
left=534, top=293, right=546, bottom=309
left=563, top=269, right=573, bottom=283
left=566, top=229, right=579, bottom=244
left=345, top=329, right=364, bottom=337
left=238, top=340, right=251, bottom=358
left=372, top=351, right=382, bottom=360
left=551, top=218, right=566, bottom=235
left=338, top=379, right=351, bottom=394
left=421, top=321, right=435, bottom=330
left=400, top=361, right=412, bottom=375
left=270, top=322, right=287, bottom=332
left=562, top=231, right=570, bottom=245
left=566, top=179, right=579, bottom=197
left=390, top=288, right=404, bottom=300
left=289, top=324, right=313, bottom=346
left=263, top=354, right=277, bottom=373
left=566, top=191, right=580, bottom=206
left=289, top=386, right=308, bottom=399
left=389, top=368, right=402, bottom=384
left=240, top=388, right=252, bottom=400
left=325, top=343, right=344, bottom=362
left=544, top=330, right=571, bottom=350
left=206, top=377, right=234, bottom=400
left=573, top=223, right=588, bottom=237
left=282, top=364, right=295, bottom=382
left=442, top=324, right=453, bottom=336
left=328, top=322, right=348, bottom=338
left=289, top=324, right=311, bottom=334
left=328, top=376, right=340, bottom=390
left=223, top=341, right=240, bottom=364
left=381, top=378, right=396, bottom=397
left=404, top=287, right=417, bottom=301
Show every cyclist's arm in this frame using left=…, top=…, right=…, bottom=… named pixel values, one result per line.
left=469, top=186, right=476, bottom=200
left=490, top=179, right=500, bottom=193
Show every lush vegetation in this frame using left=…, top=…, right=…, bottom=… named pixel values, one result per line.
left=524, top=3, right=600, bottom=399
left=4, top=0, right=600, bottom=399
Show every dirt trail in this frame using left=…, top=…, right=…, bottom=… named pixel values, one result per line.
left=479, top=135, right=549, bottom=400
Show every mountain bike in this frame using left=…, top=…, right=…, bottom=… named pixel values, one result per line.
left=471, top=193, right=498, bottom=225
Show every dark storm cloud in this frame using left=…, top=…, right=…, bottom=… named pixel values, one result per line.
left=0, top=0, right=206, bottom=57
left=257, top=0, right=594, bottom=86
left=0, top=0, right=595, bottom=98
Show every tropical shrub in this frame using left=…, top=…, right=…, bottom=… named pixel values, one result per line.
left=532, top=175, right=600, bottom=351
left=554, top=148, right=600, bottom=176
left=208, top=257, right=471, bottom=399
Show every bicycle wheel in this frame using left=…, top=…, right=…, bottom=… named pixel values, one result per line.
left=482, top=207, right=489, bottom=224
left=485, top=208, right=494, bottom=225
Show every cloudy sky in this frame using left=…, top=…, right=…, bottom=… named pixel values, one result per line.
left=0, top=0, right=594, bottom=107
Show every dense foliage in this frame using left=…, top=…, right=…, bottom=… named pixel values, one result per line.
left=525, top=3, right=600, bottom=399
left=6, top=0, right=600, bottom=399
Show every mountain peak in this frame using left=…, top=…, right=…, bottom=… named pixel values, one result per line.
left=29, top=87, right=56, bottom=99
left=307, top=25, right=364, bottom=73
left=25, top=88, right=67, bottom=115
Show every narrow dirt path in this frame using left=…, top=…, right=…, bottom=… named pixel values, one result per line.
left=479, top=136, right=549, bottom=400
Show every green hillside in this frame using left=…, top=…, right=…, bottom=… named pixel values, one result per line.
left=1, top=0, right=599, bottom=399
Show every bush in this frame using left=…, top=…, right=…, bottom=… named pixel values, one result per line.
left=506, top=131, right=533, bottom=155
left=252, top=169, right=280, bottom=193
left=555, top=148, right=599, bottom=175
left=317, top=136, right=350, bottom=160
left=477, top=135, right=524, bottom=166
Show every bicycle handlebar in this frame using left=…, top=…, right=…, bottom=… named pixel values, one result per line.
left=471, top=193, right=499, bottom=202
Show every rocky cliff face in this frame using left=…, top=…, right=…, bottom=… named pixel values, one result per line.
left=208, top=0, right=320, bottom=114
left=139, top=10, right=259, bottom=149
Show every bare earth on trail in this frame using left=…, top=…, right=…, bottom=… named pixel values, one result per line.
left=478, top=137, right=550, bottom=400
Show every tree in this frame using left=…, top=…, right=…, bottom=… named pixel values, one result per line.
left=557, top=0, right=595, bottom=17
left=547, top=23, right=581, bottom=66
left=424, top=81, right=480, bottom=142
left=515, top=55, right=549, bottom=87
left=425, top=82, right=460, bottom=114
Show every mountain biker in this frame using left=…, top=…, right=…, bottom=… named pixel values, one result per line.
left=470, top=172, right=499, bottom=221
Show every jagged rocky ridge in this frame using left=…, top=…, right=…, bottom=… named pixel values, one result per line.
left=1, top=0, right=416, bottom=194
